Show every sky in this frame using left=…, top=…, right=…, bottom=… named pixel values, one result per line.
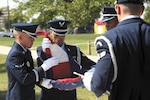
left=0, top=0, right=17, bottom=8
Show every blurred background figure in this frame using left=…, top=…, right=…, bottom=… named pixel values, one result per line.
left=101, top=6, right=118, bottom=30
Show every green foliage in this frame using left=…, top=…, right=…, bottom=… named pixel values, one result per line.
left=0, top=10, right=3, bottom=16
left=0, top=54, right=7, bottom=100
left=10, top=8, right=28, bottom=23
left=144, top=2, right=150, bottom=23
left=3, top=17, right=12, bottom=30
left=2, top=6, right=28, bottom=30
left=1, top=0, right=150, bottom=30
left=0, top=28, right=4, bottom=31
left=11, top=0, right=114, bottom=29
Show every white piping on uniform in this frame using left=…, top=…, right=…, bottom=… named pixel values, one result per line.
left=103, top=14, right=117, bottom=16
left=32, top=69, right=39, bottom=82
left=50, top=27, right=68, bottom=32
left=95, top=36, right=118, bottom=83
left=22, top=30, right=36, bottom=38
left=76, top=45, right=81, bottom=65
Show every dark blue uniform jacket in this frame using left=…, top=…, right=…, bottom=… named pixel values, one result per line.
left=37, top=43, right=96, bottom=100
left=93, top=18, right=150, bottom=100
left=6, top=42, right=44, bottom=100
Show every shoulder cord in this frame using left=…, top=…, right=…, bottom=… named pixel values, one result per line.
left=95, top=36, right=118, bottom=83
left=76, top=45, right=81, bottom=65
left=39, top=55, right=44, bottom=63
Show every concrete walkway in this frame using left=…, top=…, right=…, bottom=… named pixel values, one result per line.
left=0, top=46, right=98, bottom=62
left=0, top=46, right=40, bottom=60
left=0, top=46, right=11, bottom=55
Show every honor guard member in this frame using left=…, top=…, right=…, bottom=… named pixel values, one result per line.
left=6, top=23, right=59, bottom=100
left=36, top=19, right=96, bottom=100
left=83, top=0, right=150, bottom=100
left=101, top=6, right=118, bottom=30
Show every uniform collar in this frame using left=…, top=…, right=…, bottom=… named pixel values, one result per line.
left=121, top=15, right=140, bottom=22
left=61, top=43, right=65, bottom=51
left=16, top=41, right=28, bottom=52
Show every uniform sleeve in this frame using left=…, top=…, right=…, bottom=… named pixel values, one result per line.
left=80, top=51, right=96, bottom=70
left=8, top=52, right=38, bottom=86
left=91, top=37, right=114, bottom=97
left=36, top=46, right=51, bottom=66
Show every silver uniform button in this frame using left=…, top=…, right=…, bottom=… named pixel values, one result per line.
left=26, top=61, right=30, bottom=67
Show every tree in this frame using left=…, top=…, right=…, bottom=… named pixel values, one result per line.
left=6, top=0, right=150, bottom=28
left=0, top=10, right=3, bottom=16
left=12, top=0, right=114, bottom=29
left=63, top=0, right=113, bottom=27
left=143, top=2, right=150, bottom=23
left=10, top=0, right=150, bottom=30
left=3, top=7, right=28, bottom=30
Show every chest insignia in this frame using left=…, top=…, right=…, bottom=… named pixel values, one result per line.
left=99, top=51, right=106, bottom=59
left=15, top=63, right=24, bottom=68
left=22, top=51, right=25, bottom=54
left=72, top=56, right=76, bottom=59
left=67, top=48, right=71, bottom=51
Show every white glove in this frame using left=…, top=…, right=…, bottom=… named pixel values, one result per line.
left=42, top=38, right=52, bottom=53
left=41, top=78, right=53, bottom=89
left=83, top=68, right=95, bottom=91
left=50, top=44, right=69, bottom=62
left=41, top=57, right=59, bottom=71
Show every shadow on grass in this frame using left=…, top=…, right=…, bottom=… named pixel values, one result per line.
left=0, top=90, right=6, bottom=100
left=0, top=63, right=6, bottom=73
left=0, top=90, right=40, bottom=100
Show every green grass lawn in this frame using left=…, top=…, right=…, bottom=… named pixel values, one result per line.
left=0, top=34, right=108, bottom=100
left=0, top=34, right=101, bottom=56
left=0, top=54, right=8, bottom=100
left=0, top=55, right=107, bottom=100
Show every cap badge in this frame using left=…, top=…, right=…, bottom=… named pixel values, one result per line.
left=59, top=22, right=65, bottom=27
